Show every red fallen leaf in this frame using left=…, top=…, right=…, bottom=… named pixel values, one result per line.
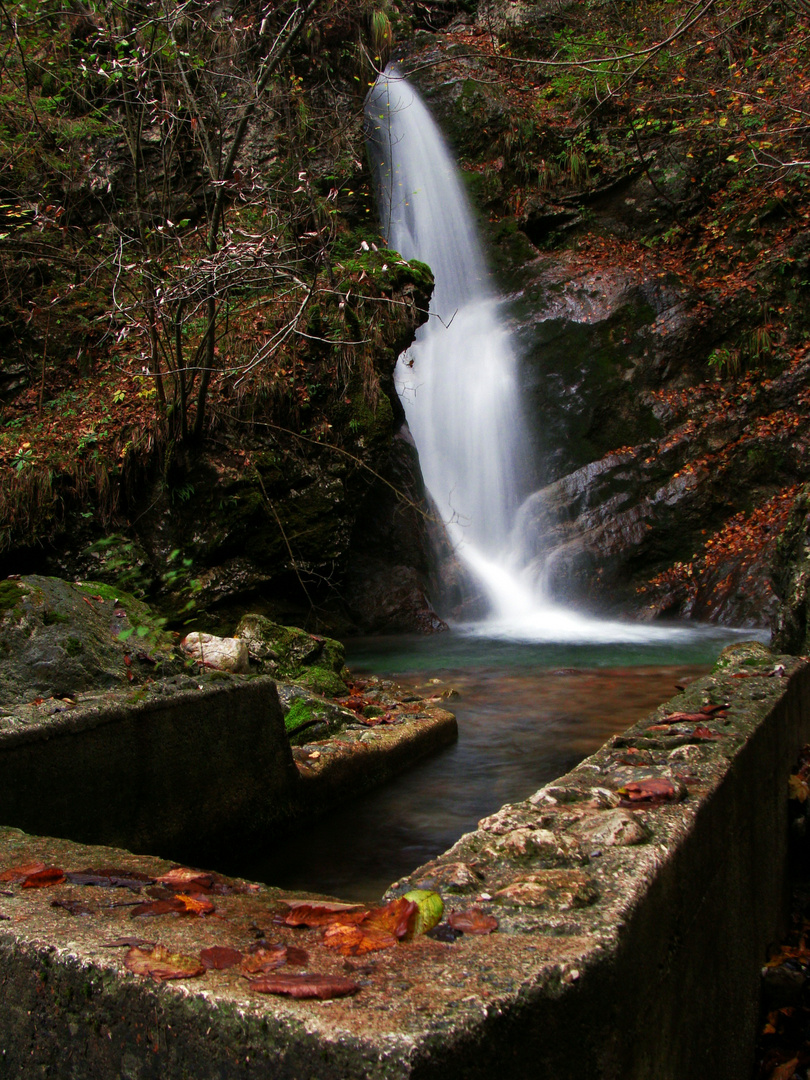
left=248, top=973, right=359, bottom=999
left=240, top=944, right=288, bottom=974
left=619, top=778, right=682, bottom=803
left=284, top=945, right=309, bottom=966
left=51, top=898, right=96, bottom=916
left=447, top=909, right=499, bottom=935
left=323, top=922, right=398, bottom=955
left=200, top=946, right=244, bottom=971
left=691, top=725, right=725, bottom=740
left=0, top=861, right=46, bottom=882
left=278, top=902, right=366, bottom=928
left=124, top=944, right=205, bottom=982
left=647, top=724, right=674, bottom=732
left=659, top=711, right=715, bottom=724
left=21, top=867, right=65, bottom=888
left=700, top=703, right=730, bottom=716
left=156, top=868, right=216, bottom=891
left=364, top=897, right=418, bottom=940
left=130, top=898, right=186, bottom=918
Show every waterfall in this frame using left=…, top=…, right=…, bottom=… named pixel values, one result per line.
left=364, top=69, right=685, bottom=644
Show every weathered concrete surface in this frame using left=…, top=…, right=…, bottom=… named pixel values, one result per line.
left=0, top=645, right=806, bottom=1079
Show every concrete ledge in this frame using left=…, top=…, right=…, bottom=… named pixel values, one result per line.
left=0, top=650, right=807, bottom=1078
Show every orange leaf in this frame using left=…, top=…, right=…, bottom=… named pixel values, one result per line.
left=364, top=897, right=418, bottom=940
left=323, top=923, right=398, bottom=955
left=124, top=944, right=205, bottom=982
left=279, top=902, right=366, bottom=928
left=174, top=893, right=215, bottom=916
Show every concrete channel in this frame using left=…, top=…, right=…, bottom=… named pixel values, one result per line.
left=0, top=645, right=805, bottom=1078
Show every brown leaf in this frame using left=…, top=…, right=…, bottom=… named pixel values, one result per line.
left=65, top=868, right=154, bottom=891
left=278, top=902, right=366, bottom=928
left=21, top=867, right=65, bottom=888
left=0, top=861, right=45, bottom=882
left=51, top=899, right=96, bottom=916
left=240, top=944, right=288, bottom=974
left=130, top=898, right=186, bottom=918
left=447, top=908, right=499, bottom=935
left=364, top=898, right=418, bottom=940
left=124, top=944, right=205, bottom=982
left=247, top=973, right=359, bottom=999
left=323, top=923, right=398, bottom=955
left=200, top=946, right=244, bottom=971
left=691, top=725, right=724, bottom=741
left=156, top=867, right=215, bottom=891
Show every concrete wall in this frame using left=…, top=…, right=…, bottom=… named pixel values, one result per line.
left=0, top=676, right=298, bottom=865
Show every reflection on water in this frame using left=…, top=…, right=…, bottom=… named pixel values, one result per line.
left=227, top=627, right=763, bottom=901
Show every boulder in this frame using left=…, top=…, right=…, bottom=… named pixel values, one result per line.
left=235, top=614, right=348, bottom=697
left=180, top=632, right=250, bottom=674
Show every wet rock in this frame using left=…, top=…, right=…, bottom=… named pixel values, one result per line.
left=180, top=632, right=249, bottom=674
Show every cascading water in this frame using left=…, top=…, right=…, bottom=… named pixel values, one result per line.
left=364, top=70, right=685, bottom=644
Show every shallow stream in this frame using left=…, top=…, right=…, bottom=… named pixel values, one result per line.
left=233, top=624, right=762, bottom=901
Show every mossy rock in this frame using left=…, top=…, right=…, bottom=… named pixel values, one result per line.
left=713, top=640, right=775, bottom=673
left=0, top=575, right=182, bottom=706
left=276, top=683, right=356, bottom=745
left=235, top=613, right=348, bottom=696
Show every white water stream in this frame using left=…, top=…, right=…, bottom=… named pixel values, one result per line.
left=365, top=70, right=683, bottom=644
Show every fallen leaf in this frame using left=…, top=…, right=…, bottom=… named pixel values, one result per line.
left=278, top=902, right=366, bottom=928
left=0, top=861, right=45, bottom=882
left=200, top=946, right=244, bottom=971
left=65, top=868, right=154, bottom=892
left=247, top=973, right=359, bottom=999
left=447, top=908, right=499, bottom=935
left=323, top=923, right=398, bottom=955
left=691, top=725, right=725, bottom=741
left=130, top=898, right=186, bottom=918
left=156, top=868, right=215, bottom=891
left=174, top=893, right=215, bottom=916
left=402, top=890, right=444, bottom=937
left=768, top=1058, right=799, bottom=1080
left=124, top=944, right=205, bottom=982
left=21, top=867, right=65, bottom=888
left=240, top=944, right=289, bottom=974
left=100, top=937, right=155, bottom=949
left=364, top=898, right=418, bottom=940
left=51, top=899, right=95, bottom=916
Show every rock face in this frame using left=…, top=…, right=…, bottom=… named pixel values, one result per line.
left=0, top=576, right=180, bottom=706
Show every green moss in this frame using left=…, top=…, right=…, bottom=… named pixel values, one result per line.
left=42, top=609, right=69, bottom=626
left=0, top=580, right=28, bottom=617
left=64, top=636, right=83, bottom=657
left=293, top=665, right=347, bottom=697
left=284, top=697, right=316, bottom=733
